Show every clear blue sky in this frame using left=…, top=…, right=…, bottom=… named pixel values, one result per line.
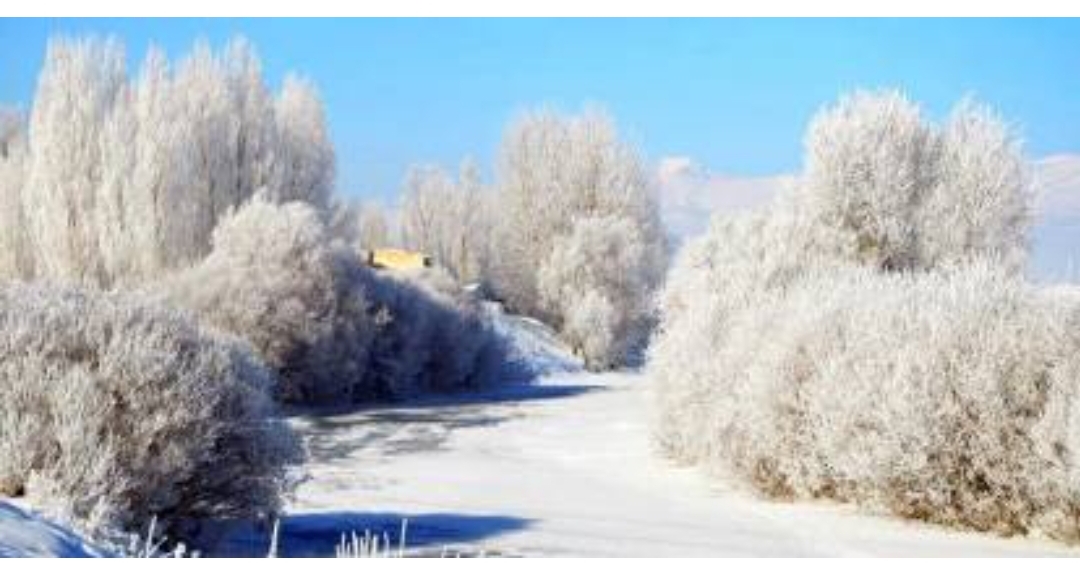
left=1, top=18, right=1079, bottom=202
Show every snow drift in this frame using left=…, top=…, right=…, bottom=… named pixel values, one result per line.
left=0, top=501, right=108, bottom=558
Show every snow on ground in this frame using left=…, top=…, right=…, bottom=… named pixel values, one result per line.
left=269, top=370, right=1079, bottom=557
left=484, top=302, right=584, bottom=375
left=0, top=501, right=106, bottom=558
left=6, top=305, right=1079, bottom=557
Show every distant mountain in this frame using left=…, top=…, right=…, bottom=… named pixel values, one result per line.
left=654, top=156, right=791, bottom=241
left=1031, top=154, right=1080, bottom=281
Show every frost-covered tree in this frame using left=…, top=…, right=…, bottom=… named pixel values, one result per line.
left=490, top=108, right=667, bottom=366
left=0, top=107, right=30, bottom=280
left=270, top=74, right=335, bottom=208
left=4, top=36, right=336, bottom=288
left=0, top=282, right=299, bottom=544
left=798, top=89, right=1031, bottom=273
left=328, top=198, right=394, bottom=252
left=357, top=201, right=393, bottom=250
left=918, top=98, right=1032, bottom=271
left=363, top=266, right=509, bottom=399
left=399, top=159, right=493, bottom=283
left=657, top=262, right=1080, bottom=540
left=538, top=215, right=655, bottom=369
left=21, top=37, right=126, bottom=285
left=799, top=90, right=938, bottom=271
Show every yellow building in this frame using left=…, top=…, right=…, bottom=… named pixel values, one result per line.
left=365, top=248, right=433, bottom=271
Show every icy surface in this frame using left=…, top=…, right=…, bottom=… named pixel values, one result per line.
left=278, top=370, right=1078, bottom=557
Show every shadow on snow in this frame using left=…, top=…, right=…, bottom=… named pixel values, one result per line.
left=214, top=511, right=532, bottom=557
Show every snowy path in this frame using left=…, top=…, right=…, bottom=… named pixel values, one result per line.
left=272, top=371, right=1077, bottom=557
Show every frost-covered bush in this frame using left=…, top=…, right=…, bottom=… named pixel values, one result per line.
left=363, top=267, right=509, bottom=400
left=647, top=90, right=1066, bottom=540
left=538, top=215, right=657, bottom=369
left=166, top=198, right=507, bottom=405
left=0, top=283, right=299, bottom=543
left=489, top=108, right=668, bottom=367
left=656, top=263, right=1080, bottom=540
left=648, top=206, right=829, bottom=461
left=162, top=197, right=375, bottom=404
left=4, top=36, right=335, bottom=288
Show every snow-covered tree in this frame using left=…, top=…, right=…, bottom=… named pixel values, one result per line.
left=357, top=201, right=393, bottom=250
left=4, top=36, right=336, bottom=288
left=270, top=74, right=335, bottom=208
left=21, top=36, right=126, bottom=285
left=490, top=108, right=668, bottom=366
left=799, top=89, right=938, bottom=271
left=538, top=215, right=655, bottom=369
left=657, top=262, right=1080, bottom=540
left=362, top=266, right=508, bottom=400
left=797, top=89, right=1031, bottom=273
left=0, top=107, right=30, bottom=280
left=328, top=198, right=394, bottom=252
left=918, top=98, right=1032, bottom=272
left=399, top=159, right=493, bottom=284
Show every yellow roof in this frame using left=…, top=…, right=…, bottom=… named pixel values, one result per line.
left=366, top=248, right=432, bottom=270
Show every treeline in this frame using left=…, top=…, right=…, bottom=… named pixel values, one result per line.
left=338, top=108, right=670, bottom=370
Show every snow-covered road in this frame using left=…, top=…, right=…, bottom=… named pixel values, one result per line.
left=272, top=371, right=1078, bottom=557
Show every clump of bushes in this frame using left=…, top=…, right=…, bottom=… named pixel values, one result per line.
left=656, top=262, right=1080, bottom=539
left=0, top=283, right=300, bottom=544
left=647, top=90, right=1080, bottom=541
left=363, top=267, right=510, bottom=400
left=161, top=197, right=377, bottom=404
left=165, top=197, right=509, bottom=405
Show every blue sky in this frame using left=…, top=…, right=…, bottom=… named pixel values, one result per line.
left=1, top=18, right=1079, bottom=202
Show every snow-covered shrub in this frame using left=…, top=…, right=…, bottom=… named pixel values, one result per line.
left=0, top=283, right=299, bottom=543
left=489, top=108, right=668, bottom=367
left=166, top=198, right=507, bottom=404
left=656, top=263, right=1080, bottom=540
left=538, top=215, right=657, bottom=369
left=163, top=197, right=375, bottom=404
left=648, top=197, right=850, bottom=462
left=363, top=266, right=509, bottom=400
left=5, top=36, right=335, bottom=288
